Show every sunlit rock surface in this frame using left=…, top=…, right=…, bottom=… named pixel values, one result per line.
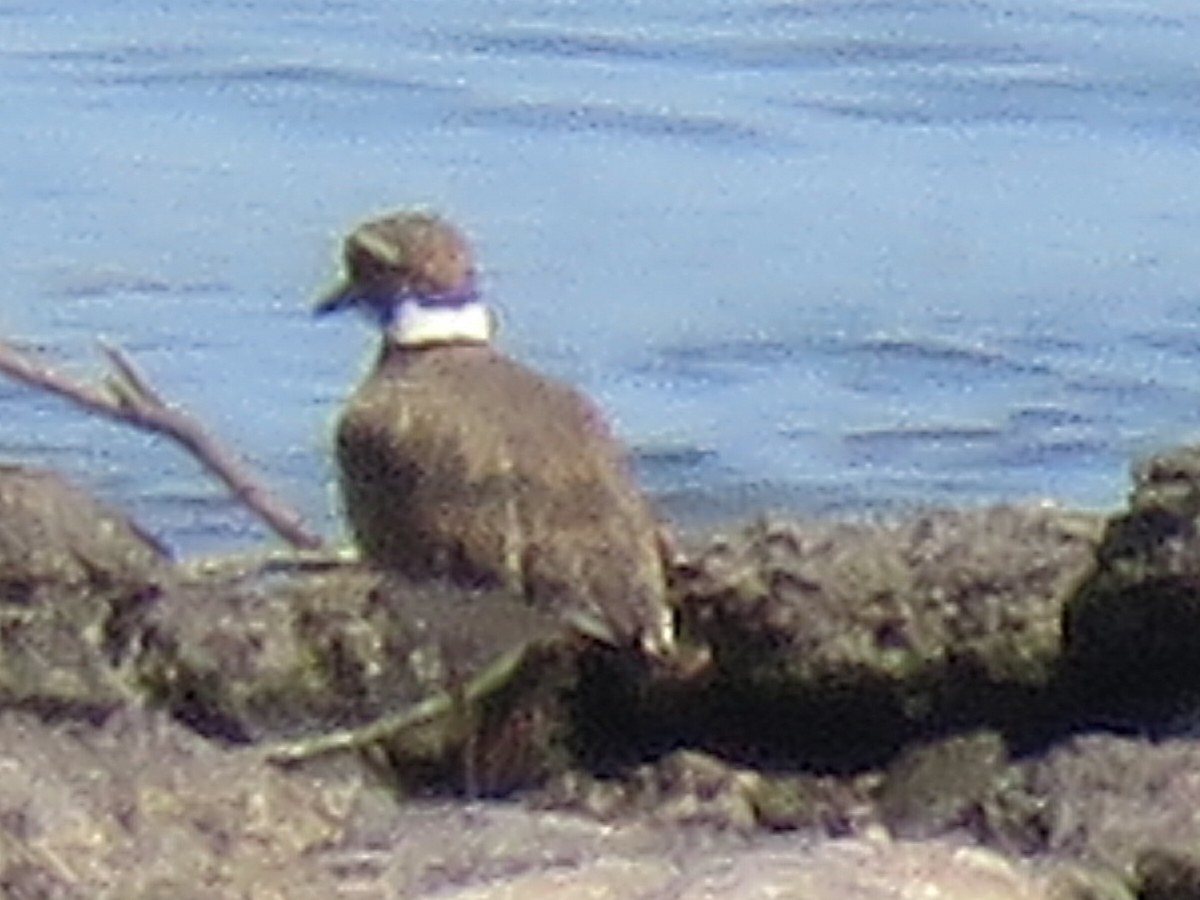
left=0, top=706, right=1062, bottom=899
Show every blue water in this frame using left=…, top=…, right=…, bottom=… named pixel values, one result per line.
left=2, top=1, right=1199, bottom=555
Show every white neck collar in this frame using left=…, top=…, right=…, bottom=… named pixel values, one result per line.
left=386, top=300, right=493, bottom=347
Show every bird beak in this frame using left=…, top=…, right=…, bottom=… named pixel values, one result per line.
left=313, top=281, right=356, bottom=316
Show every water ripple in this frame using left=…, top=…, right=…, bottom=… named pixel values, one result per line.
left=3, top=0, right=1200, bottom=548
left=454, top=99, right=769, bottom=146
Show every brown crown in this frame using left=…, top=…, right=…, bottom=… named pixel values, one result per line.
left=341, top=211, right=475, bottom=296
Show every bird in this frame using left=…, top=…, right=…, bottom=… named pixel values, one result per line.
left=314, top=210, right=677, bottom=661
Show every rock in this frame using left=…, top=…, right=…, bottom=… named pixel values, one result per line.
left=836, top=729, right=1200, bottom=896
left=876, top=729, right=1008, bottom=839
left=0, top=706, right=343, bottom=899
left=1136, top=846, right=1200, bottom=900
left=0, top=464, right=169, bottom=591
left=419, top=833, right=1054, bottom=900
left=0, top=464, right=172, bottom=719
left=1012, top=733, right=1200, bottom=875
left=537, top=748, right=875, bottom=834
left=1064, top=445, right=1200, bottom=719
left=0, top=706, right=1059, bottom=899
left=671, top=505, right=1101, bottom=766
left=1044, top=865, right=1137, bottom=900
left=134, top=559, right=580, bottom=794
left=12, top=450, right=1200, bottom=900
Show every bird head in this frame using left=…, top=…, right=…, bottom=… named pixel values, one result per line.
left=317, top=211, right=480, bottom=323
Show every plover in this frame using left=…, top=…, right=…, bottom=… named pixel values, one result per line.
left=315, top=210, right=676, bottom=660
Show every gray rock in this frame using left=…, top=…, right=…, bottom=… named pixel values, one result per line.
left=0, top=464, right=172, bottom=718
left=134, top=558, right=578, bottom=794
left=0, top=705, right=1058, bottom=899
left=1064, top=444, right=1200, bottom=718
left=671, top=505, right=1101, bottom=765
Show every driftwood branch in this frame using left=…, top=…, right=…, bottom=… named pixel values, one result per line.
left=0, top=337, right=325, bottom=551
left=262, top=642, right=529, bottom=765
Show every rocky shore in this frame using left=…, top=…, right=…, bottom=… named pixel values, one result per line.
left=5, top=446, right=1200, bottom=898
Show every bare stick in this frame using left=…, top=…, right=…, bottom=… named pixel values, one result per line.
left=0, top=337, right=325, bottom=551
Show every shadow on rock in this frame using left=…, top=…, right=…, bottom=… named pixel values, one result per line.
left=664, top=505, right=1103, bottom=769
left=1063, top=445, right=1200, bottom=727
